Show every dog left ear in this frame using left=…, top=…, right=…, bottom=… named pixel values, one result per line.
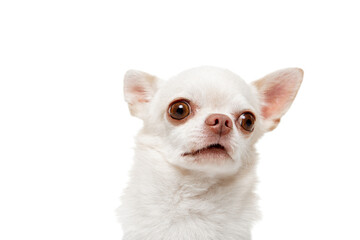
left=252, top=68, right=303, bottom=131
left=123, top=70, right=161, bottom=119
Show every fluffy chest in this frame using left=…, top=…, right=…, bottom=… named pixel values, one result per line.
left=120, top=173, right=257, bottom=240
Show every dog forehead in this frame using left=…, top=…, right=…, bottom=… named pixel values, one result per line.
left=159, top=66, right=254, bottom=107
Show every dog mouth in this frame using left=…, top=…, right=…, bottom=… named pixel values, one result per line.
left=183, top=143, right=228, bottom=157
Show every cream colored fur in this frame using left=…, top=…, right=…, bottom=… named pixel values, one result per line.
left=119, top=66, right=303, bottom=240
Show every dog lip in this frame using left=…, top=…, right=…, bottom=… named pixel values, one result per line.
left=183, top=143, right=227, bottom=156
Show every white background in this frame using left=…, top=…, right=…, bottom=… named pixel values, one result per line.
left=1, top=0, right=360, bottom=239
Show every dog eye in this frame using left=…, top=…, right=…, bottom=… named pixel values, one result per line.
left=169, top=101, right=191, bottom=120
left=239, top=112, right=255, bottom=132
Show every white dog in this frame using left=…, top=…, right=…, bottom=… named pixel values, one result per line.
left=119, top=66, right=303, bottom=240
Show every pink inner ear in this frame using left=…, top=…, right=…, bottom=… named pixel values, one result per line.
left=131, top=85, right=150, bottom=103
left=261, top=79, right=295, bottom=119
left=124, top=70, right=158, bottom=106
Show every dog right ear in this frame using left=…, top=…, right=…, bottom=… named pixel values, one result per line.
left=252, top=68, right=303, bottom=131
left=123, top=70, right=161, bottom=119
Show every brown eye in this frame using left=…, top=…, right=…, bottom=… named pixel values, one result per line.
left=169, top=101, right=191, bottom=120
left=239, top=112, right=255, bottom=132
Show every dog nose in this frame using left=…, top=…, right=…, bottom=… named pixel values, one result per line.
left=205, top=114, right=233, bottom=135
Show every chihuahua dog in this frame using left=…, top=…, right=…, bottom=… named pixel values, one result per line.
left=119, top=66, right=303, bottom=240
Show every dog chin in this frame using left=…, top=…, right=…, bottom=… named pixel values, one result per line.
left=183, top=143, right=232, bottom=161
left=185, top=150, right=231, bottom=163
left=178, top=147, right=238, bottom=175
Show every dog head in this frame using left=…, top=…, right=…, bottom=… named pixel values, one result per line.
left=124, top=66, right=303, bottom=176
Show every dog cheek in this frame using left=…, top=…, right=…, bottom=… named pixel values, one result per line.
left=230, top=134, right=250, bottom=160
left=164, top=127, right=189, bottom=154
left=165, top=117, right=201, bottom=147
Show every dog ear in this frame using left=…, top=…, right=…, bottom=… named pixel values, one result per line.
left=123, top=70, right=161, bottom=119
left=252, top=68, right=303, bottom=131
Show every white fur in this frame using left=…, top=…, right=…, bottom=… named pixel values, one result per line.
left=119, top=66, right=303, bottom=240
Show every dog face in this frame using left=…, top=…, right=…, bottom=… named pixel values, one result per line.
left=124, top=66, right=303, bottom=176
